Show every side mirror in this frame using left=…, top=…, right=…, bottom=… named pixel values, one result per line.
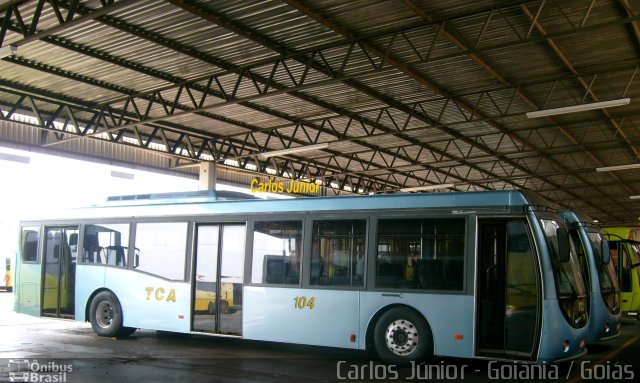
left=601, top=240, right=611, bottom=264
left=557, top=228, right=570, bottom=262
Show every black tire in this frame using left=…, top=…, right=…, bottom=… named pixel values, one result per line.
left=89, top=291, right=125, bottom=337
left=220, top=300, right=230, bottom=314
left=373, top=307, right=433, bottom=364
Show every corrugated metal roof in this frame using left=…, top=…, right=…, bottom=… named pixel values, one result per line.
left=1, top=0, right=640, bottom=224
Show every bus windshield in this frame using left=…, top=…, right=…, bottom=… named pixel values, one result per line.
left=540, top=218, right=588, bottom=328
left=587, top=231, right=619, bottom=292
left=587, top=231, right=620, bottom=314
left=540, top=219, right=587, bottom=298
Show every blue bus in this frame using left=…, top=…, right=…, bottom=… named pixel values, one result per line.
left=14, top=190, right=589, bottom=363
left=561, top=212, right=621, bottom=342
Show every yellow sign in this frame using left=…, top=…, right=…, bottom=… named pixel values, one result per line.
left=250, top=178, right=319, bottom=194
left=146, top=287, right=176, bottom=302
left=293, top=296, right=315, bottom=309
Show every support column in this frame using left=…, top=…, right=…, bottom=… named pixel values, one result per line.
left=199, top=162, right=217, bottom=191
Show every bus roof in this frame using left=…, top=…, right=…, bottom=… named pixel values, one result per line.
left=561, top=211, right=601, bottom=232
left=22, top=190, right=537, bottom=222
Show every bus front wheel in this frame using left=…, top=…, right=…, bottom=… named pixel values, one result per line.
left=89, top=291, right=135, bottom=338
left=373, top=307, right=433, bottom=364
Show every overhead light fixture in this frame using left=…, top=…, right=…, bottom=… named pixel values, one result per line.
left=596, top=163, right=640, bottom=172
left=0, top=151, right=30, bottom=164
left=399, top=183, right=455, bottom=192
left=630, top=195, right=640, bottom=200
left=257, top=142, right=330, bottom=159
left=526, top=98, right=630, bottom=119
left=111, top=170, right=134, bottom=180
left=0, top=45, right=17, bottom=59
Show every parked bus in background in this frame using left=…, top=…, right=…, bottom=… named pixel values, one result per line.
left=602, top=227, right=640, bottom=319
left=561, top=212, right=621, bottom=341
left=14, top=190, right=589, bottom=364
left=1, top=257, right=12, bottom=292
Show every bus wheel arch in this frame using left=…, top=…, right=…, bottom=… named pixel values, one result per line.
left=85, top=288, right=108, bottom=323
left=367, top=305, right=434, bottom=364
left=87, top=289, right=136, bottom=338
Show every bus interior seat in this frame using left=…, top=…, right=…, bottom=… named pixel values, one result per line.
left=83, top=234, right=102, bottom=263
left=106, top=246, right=126, bottom=266
left=67, top=232, right=78, bottom=262
left=284, top=263, right=300, bottom=284
left=446, top=259, right=464, bottom=290
left=263, top=256, right=300, bottom=285
left=416, top=259, right=444, bottom=290
left=265, top=258, right=286, bottom=284
left=310, top=261, right=323, bottom=285
left=376, top=262, right=404, bottom=287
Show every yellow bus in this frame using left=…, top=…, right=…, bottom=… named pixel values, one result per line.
left=602, top=227, right=640, bottom=318
left=193, top=279, right=237, bottom=314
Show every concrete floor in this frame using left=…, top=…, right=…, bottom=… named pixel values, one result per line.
left=0, top=292, right=639, bottom=382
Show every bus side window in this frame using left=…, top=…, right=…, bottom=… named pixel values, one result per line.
left=21, top=228, right=39, bottom=263
left=375, top=218, right=465, bottom=291
left=251, top=221, right=303, bottom=286
left=135, top=222, right=188, bottom=281
left=310, top=220, right=366, bottom=287
left=83, top=224, right=130, bottom=267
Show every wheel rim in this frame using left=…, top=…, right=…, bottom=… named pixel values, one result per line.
left=384, top=319, right=420, bottom=356
left=96, top=301, right=114, bottom=329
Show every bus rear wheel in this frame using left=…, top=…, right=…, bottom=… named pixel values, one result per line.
left=373, top=307, right=433, bottom=364
left=89, top=291, right=135, bottom=338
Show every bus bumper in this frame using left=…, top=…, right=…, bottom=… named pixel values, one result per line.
left=551, top=347, right=588, bottom=364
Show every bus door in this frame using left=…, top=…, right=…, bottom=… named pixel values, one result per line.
left=610, top=241, right=640, bottom=313
left=42, top=226, right=78, bottom=318
left=476, top=220, right=540, bottom=360
left=192, top=224, right=245, bottom=335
